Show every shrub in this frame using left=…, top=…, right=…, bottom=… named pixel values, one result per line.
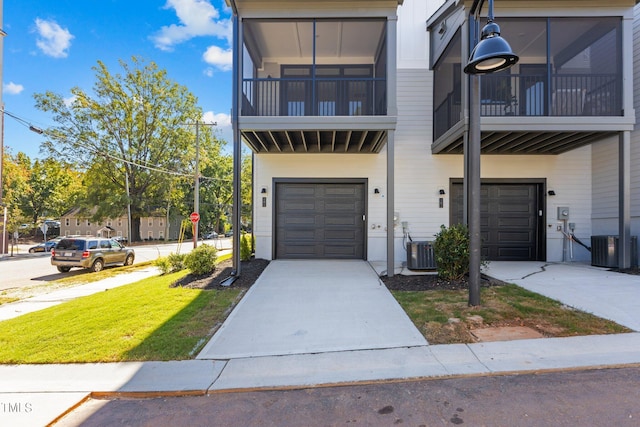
left=433, top=224, right=469, bottom=281
left=240, top=233, right=254, bottom=261
left=153, top=256, right=171, bottom=275
left=168, top=252, right=186, bottom=272
left=184, top=244, right=218, bottom=275
left=153, top=253, right=187, bottom=275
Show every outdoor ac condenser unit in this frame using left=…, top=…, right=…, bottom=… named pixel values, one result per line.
left=591, top=235, right=638, bottom=268
left=406, top=241, right=437, bottom=270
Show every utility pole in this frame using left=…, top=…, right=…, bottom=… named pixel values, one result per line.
left=193, top=122, right=200, bottom=249
left=185, top=121, right=216, bottom=249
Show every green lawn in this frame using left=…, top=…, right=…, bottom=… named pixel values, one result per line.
left=392, top=284, right=632, bottom=344
left=0, top=270, right=243, bottom=363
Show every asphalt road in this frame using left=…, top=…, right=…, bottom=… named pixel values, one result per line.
left=58, top=367, right=640, bottom=427
left=0, top=238, right=231, bottom=291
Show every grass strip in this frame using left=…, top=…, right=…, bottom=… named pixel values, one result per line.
left=0, top=270, right=242, bottom=363
left=392, top=284, right=631, bottom=345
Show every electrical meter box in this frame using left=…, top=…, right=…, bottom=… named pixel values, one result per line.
left=557, top=207, right=570, bottom=220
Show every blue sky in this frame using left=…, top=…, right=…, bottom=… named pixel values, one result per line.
left=2, top=0, right=234, bottom=160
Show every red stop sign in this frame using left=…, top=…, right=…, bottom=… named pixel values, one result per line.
left=190, top=212, right=200, bottom=223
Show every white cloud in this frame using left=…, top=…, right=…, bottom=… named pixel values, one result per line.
left=34, top=18, right=74, bottom=58
left=151, top=0, right=232, bottom=51
left=202, top=111, right=232, bottom=142
left=3, top=82, right=24, bottom=95
left=202, top=45, right=232, bottom=71
left=63, top=95, right=77, bottom=108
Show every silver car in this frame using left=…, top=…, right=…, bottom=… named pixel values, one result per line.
left=51, top=236, right=135, bottom=273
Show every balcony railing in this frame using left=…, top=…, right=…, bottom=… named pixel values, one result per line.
left=242, top=77, right=387, bottom=117
left=434, top=73, right=621, bottom=140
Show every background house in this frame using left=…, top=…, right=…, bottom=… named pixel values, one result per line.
left=60, top=208, right=183, bottom=241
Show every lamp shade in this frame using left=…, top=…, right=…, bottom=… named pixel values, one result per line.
left=464, top=21, right=518, bottom=75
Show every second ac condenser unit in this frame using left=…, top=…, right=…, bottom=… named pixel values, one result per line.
left=406, top=241, right=437, bottom=270
left=591, top=235, right=638, bottom=268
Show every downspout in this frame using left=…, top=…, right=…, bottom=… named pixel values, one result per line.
left=386, top=13, right=398, bottom=277
left=232, top=13, right=242, bottom=279
left=222, top=0, right=241, bottom=286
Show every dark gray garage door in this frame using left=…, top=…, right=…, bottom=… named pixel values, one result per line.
left=451, top=182, right=545, bottom=261
left=275, top=181, right=366, bottom=259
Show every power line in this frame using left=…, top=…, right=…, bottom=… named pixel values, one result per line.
left=1, top=109, right=232, bottom=182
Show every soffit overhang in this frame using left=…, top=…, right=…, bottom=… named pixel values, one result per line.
left=239, top=116, right=395, bottom=153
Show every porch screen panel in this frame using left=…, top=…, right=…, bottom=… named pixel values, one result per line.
left=550, top=17, right=621, bottom=116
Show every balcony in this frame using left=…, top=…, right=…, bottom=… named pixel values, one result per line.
left=429, top=12, right=631, bottom=155
left=238, top=18, right=394, bottom=153
left=242, top=75, right=387, bottom=117
left=435, top=72, right=621, bottom=141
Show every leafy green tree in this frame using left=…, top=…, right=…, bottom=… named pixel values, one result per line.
left=197, top=141, right=232, bottom=235
left=34, top=57, right=201, bottom=241
left=17, top=157, right=83, bottom=224
left=240, top=151, right=253, bottom=229
left=2, top=151, right=82, bottom=230
left=1, top=150, right=30, bottom=230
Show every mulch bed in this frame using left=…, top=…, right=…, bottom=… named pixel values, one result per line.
left=171, top=258, right=507, bottom=292
left=171, top=258, right=270, bottom=290
left=380, top=272, right=505, bottom=291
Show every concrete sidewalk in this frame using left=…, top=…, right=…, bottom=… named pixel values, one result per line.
left=0, top=267, right=160, bottom=322
left=2, top=261, right=640, bottom=426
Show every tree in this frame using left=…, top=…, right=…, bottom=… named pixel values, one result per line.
left=1, top=150, right=30, bottom=230
left=197, top=140, right=233, bottom=235
left=2, top=151, right=82, bottom=230
left=240, top=151, right=253, bottom=228
left=34, top=57, right=201, bottom=241
left=18, top=157, right=83, bottom=224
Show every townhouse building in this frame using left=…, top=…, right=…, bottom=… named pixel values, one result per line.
left=227, top=0, right=639, bottom=274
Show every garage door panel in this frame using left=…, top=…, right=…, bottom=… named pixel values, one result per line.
left=281, top=229, right=317, bottom=240
left=324, top=229, right=358, bottom=240
left=325, top=244, right=361, bottom=257
left=497, top=247, right=534, bottom=259
left=276, top=182, right=365, bottom=259
left=325, top=185, right=359, bottom=195
left=278, top=215, right=319, bottom=226
left=498, top=231, right=533, bottom=242
left=324, top=214, right=359, bottom=226
left=498, top=203, right=534, bottom=213
left=497, top=217, right=534, bottom=228
left=282, top=185, right=318, bottom=196
left=278, top=244, right=318, bottom=258
left=279, top=200, right=317, bottom=212
left=495, top=187, right=534, bottom=197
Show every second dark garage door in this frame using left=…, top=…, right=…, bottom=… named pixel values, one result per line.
left=451, top=181, right=545, bottom=261
left=275, top=181, right=366, bottom=259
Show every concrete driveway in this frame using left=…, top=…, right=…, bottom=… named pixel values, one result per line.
left=198, top=260, right=427, bottom=359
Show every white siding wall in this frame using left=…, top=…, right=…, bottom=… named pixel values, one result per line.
left=592, top=4, right=640, bottom=242
left=592, top=137, right=621, bottom=235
